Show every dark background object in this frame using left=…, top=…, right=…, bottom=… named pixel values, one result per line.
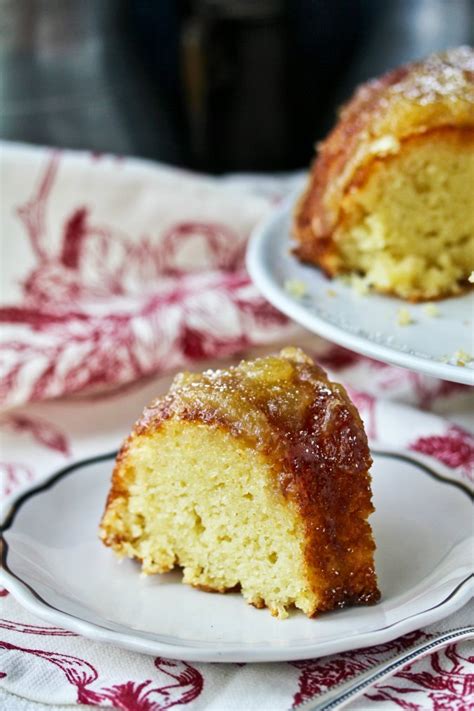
left=0, top=0, right=472, bottom=172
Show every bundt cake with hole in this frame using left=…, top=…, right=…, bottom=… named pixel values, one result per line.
left=293, top=47, right=474, bottom=301
left=100, top=347, right=380, bottom=618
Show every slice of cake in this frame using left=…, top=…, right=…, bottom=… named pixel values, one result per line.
left=293, top=47, right=474, bottom=301
left=100, top=347, right=380, bottom=618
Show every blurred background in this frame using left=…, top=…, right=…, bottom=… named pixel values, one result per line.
left=1, top=0, right=473, bottom=173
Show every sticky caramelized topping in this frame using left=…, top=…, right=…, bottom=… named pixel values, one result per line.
left=382, top=46, right=474, bottom=106
left=139, top=347, right=371, bottom=481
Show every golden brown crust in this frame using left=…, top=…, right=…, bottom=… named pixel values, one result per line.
left=293, top=47, right=474, bottom=274
left=99, top=435, right=134, bottom=544
left=104, top=347, right=380, bottom=613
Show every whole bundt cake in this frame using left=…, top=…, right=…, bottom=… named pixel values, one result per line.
left=100, top=347, right=380, bottom=618
left=293, top=47, right=474, bottom=301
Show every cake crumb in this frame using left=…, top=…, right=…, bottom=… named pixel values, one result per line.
left=423, top=303, right=440, bottom=317
left=396, top=308, right=414, bottom=326
left=327, top=288, right=337, bottom=297
left=284, top=279, right=308, bottom=299
left=468, top=271, right=474, bottom=284
left=453, top=349, right=472, bottom=366
left=347, top=274, right=371, bottom=296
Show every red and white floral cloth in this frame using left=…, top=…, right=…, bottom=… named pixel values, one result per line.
left=0, top=142, right=473, bottom=711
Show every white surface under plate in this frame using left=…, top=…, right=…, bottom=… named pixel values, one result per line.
left=246, top=196, right=474, bottom=385
left=1, top=450, right=472, bottom=662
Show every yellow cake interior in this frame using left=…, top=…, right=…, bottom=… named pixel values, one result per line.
left=101, top=420, right=317, bottom=618
left=334, top=130, right=474, bottom=300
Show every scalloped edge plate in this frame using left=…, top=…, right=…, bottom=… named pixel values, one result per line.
left=1, top=449, right=472, bottom=662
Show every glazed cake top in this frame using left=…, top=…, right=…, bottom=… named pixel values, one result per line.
left=294, top=47, right=474, bottom=243
left=136, top=347, right=372, bottom=491
left=339, top=46, right=474, bottom=146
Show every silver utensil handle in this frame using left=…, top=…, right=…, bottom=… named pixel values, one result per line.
left=293, top=626, right=474, bottom=711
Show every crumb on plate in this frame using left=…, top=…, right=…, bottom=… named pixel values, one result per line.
left=423, top=303, right=440, bottom=317
left=396, top=308, right=414, bottom=326
left=284, top=279, right=308, bottom=299
left=452, top=349, right=472, bottom=366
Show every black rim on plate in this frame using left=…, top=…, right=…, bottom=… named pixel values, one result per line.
left=1, top=450, right=472, bottom=647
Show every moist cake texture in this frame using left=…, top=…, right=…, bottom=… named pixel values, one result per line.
left=100, top=347, right=380, bottom=618
left=293, top=47, right=474, bottom=301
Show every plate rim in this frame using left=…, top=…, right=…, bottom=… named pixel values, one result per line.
left=246, top=199, right=474, bottom=386
left=1, top=450, right=472, bottom=662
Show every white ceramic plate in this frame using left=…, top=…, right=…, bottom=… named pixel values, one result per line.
left=1, top=450, right=472, bottom=662
left=246, top=196, right=474, bottom=385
